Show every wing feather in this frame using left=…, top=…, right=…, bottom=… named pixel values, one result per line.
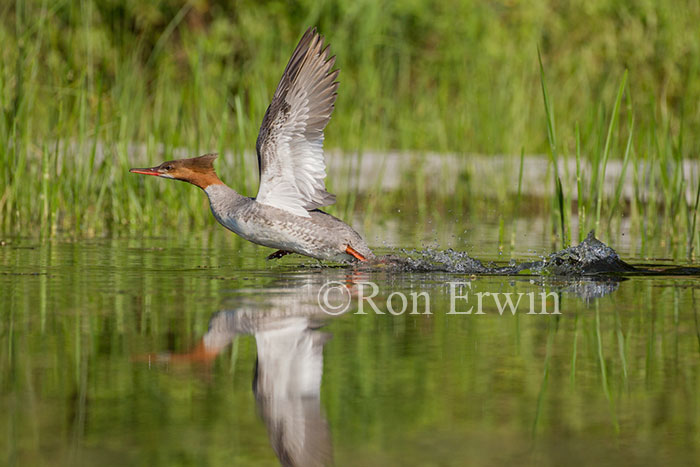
left=255, top=28, right=338, bottom=218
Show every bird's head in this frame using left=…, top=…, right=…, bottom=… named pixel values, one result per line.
left=129, top=153, right=222, bottom=189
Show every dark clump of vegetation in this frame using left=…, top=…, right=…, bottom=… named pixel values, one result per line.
left=0, top=1, right=698, bottom=258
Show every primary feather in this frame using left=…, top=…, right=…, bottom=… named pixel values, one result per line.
left=255, top=27, right=338, bottom=218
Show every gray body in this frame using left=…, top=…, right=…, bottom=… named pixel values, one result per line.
left=205, top=184, right=374, bottom=262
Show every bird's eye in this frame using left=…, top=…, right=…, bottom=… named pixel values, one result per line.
left=164, top=165, right=173, bottom=171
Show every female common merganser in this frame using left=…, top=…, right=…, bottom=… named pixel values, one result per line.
left=130, top=28, right=374, bottom=263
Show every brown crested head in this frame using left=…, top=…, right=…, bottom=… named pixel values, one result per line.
left=129, top=153, right=223, bottom=189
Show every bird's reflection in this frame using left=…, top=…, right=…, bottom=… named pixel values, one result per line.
left=252, top=314, right=332, bottom=467
left=148, top=279, right=342, bottom=467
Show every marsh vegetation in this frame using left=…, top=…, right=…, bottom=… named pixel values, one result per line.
left=0, top=1, right=698, bottom=258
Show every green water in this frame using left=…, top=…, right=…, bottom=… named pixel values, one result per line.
left=1, top=228, right=699, bottom=466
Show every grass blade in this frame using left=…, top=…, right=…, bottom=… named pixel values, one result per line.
left=595, top=70, right=628, bottom=232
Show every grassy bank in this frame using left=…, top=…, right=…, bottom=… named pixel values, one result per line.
left=0, top=1, right=698, bottom=257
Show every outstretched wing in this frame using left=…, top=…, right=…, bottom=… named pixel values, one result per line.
left=255, top=27, right=338, bottom=218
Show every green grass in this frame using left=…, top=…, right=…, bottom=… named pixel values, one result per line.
left=0, top=0, right=699, bottom=259
left=535, top=58, right=699, bottom=259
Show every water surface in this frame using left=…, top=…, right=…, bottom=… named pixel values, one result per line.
left=1, top=227, right=699, bottom=466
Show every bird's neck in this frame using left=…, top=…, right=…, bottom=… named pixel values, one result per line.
left=204, top=183, right=245, bottom=204
left=203, top=183, right=249, bottom=230
left=188, top=170, right=225, bottom=190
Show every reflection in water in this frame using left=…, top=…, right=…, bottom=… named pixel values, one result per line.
left=149, top=281, right=336, bottom=467
left=253, top=317, right=332, bottom=467
left=4, top=238, right=700, bottom=465
left=531, top=276, right=624, bottom=302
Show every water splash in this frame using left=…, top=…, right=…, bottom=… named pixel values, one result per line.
left=373, top=231, right=649, bottom=276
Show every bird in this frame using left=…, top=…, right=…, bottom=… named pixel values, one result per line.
left=129, top=27, right=374, bottom=263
